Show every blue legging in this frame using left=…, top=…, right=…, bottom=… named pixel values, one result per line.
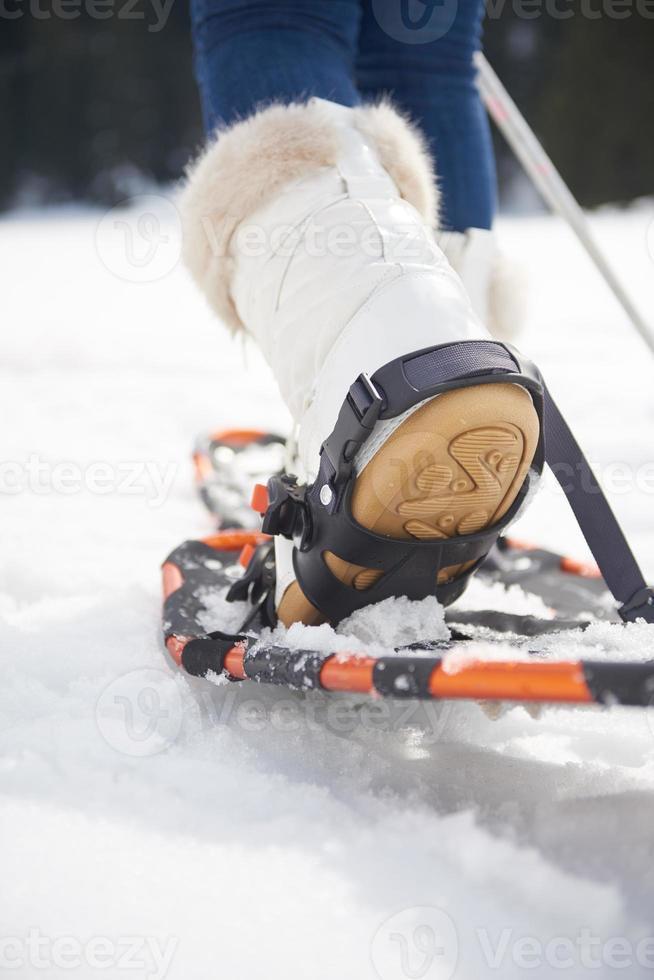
left=189, top=0, right=496, bottom=232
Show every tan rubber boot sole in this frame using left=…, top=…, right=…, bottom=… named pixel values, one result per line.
left=277, top=382, right=540, bottom=627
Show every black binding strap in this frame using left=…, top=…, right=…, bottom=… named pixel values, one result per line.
left=542, top=390, right=654, bottom=622
left=319, top=340, right=543, bottom=497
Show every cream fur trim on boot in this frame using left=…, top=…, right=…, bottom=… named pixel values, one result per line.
left=180, top=99, right=439, bottom=333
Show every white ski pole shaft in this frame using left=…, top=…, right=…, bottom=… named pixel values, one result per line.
left=475, top=51, right=654, bottom=357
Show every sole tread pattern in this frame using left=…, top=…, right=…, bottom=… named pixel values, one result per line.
left=277, top=383, right=540, bottom=626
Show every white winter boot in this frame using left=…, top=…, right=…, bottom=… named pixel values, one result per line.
left=181, top=99, right=541, bottom=626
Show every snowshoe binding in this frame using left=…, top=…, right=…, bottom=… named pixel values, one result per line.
left=162, top=339, right=654, bottom=709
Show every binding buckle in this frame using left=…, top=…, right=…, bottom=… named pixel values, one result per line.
left=260, top=474, right=309, bottom=546
left=321, top=372, right=384, bottom=486
left=349, top=372, right=384, bottom=421
left=619, top=586, right=654, bottom=623
left=226, top=539, right=276, bottom=604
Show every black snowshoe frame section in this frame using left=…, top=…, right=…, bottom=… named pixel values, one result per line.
left=162, top=536, right=654, bottom=708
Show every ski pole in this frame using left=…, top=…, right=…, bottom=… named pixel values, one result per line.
left=475, top=52, right=654, bottom=358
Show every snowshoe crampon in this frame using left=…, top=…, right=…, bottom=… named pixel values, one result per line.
left=162, top=427, right=654, bottom=710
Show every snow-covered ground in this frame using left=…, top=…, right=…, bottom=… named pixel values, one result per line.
left=1, top=200, right=654, bottom=979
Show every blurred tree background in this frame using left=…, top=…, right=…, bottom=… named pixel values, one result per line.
left=1, top=2, right=653, bottom=212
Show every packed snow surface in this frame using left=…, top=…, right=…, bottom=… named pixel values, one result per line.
left=2, top=201, right=654, bottom=979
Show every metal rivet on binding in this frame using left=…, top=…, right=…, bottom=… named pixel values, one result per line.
left=320, top=484, right=333, bottom=507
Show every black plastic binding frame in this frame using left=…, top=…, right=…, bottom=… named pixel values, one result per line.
left=259, top=340, right=546, bottom=623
